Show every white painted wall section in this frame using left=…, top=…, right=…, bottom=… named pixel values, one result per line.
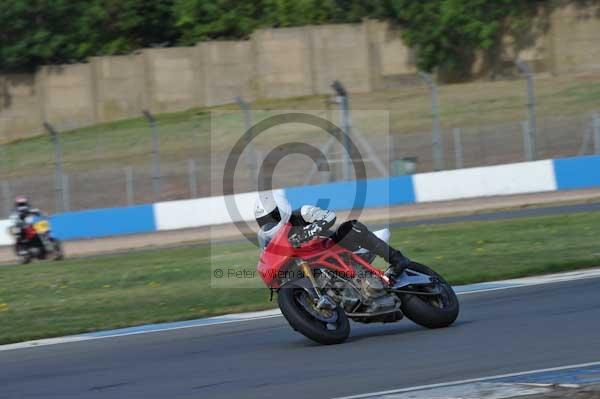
left=0, top=219, right=15, bottom=246
left=413, top=160, right=557, bottom=203
left=154, top=190, right=283, bottom=231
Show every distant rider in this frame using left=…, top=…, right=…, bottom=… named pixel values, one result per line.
left=10, top=196, right=44, bottom=257
left=254, top=192, right=411, bottom=280
left=11, top=196, right=42, bottom=222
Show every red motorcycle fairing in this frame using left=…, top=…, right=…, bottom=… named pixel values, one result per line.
left=24, top=226, right=37, bottom=241
left=257, top=223, right=387, bottom=289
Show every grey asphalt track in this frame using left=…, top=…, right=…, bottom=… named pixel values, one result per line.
left=2, top=277, right=600, bottom=399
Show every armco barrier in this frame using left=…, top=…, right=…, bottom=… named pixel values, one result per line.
left=413, top=160, right=557, bottom=202
left=50, top=205, right=156, bottom=240
left=153, top=190, right=282, bottom=231
left=0, top=155, right=599, bottom=246
left=285, top=176, right=414, bottom=210
left=553, top=155, right=600, bottom=190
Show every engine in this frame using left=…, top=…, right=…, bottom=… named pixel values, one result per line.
left=357, top=275, right=399, bottom=313
left=317, top=270, right=399, bottom=315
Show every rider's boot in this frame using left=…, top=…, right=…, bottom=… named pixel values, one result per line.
left=360, top=228, right=411, bottom=280
left=384, top=251, right=412, bottom=281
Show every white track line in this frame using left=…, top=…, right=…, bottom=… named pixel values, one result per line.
left=1, top=267, right=599, bottom=352
left=332, top=361, right=600, bottom=399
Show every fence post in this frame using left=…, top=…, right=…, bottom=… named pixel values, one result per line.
left=188, top=159, right=198, bottom=198
left=125, top=167, right=134, bottom=206
left=515, top=60, right=537, bottom=160
left=62, top=174, right=70, bottom=211
left=143, top=110, right=161, bottom=200
left=593, top=112, right=600, bottom=155
left=43, top=122, right=65, bottom=212
left=453, top=128, right=464, bottom=169
left=419, top=72, right=444, bottom=171
left=331, top=81, right=352, bottom=180
left=1, top=181, right=11, bottom=218
left=521, top=120, right=535, bottom=161
left=235, top=97, right=259, bottom=186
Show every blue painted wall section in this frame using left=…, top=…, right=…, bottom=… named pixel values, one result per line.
left=285, top=175, right=415, bottom=211
left=553, top=155, right=600, bottom=190
left=50, top=205, right=156, bottom=240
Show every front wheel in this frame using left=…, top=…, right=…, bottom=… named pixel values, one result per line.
left=278, top=283, right=350, bottom=345
left=399, top=262, right=459, bottom=329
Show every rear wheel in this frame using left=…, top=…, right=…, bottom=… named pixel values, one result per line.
left=400, top=262, right=459, bottom=329
left=50, top=238, right=64, bottom=261
left=19, top=253, right=32, bottom=265
left=278, top=283, right=350, bottom=345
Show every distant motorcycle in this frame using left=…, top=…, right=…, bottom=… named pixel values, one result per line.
left=8, top=216, right=64, bottom=264
left=257, top=222, right=459, bottom=345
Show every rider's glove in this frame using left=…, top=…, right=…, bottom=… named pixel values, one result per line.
left=289, top=234, right=303, bottom=248
left=289, top=222, right=326, bottom=247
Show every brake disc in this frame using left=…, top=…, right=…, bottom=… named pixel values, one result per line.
left=296, top=292, right=338, bottom=323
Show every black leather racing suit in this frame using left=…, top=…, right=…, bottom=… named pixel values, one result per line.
left=10, top=207, right=43, bottom=256
left=287, top=206, right=409, bottom=272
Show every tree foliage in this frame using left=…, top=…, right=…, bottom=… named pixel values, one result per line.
left=0, top=0, right=549, bottom=73
left=389, top=0, right=544, bottom=75
left=0, top=0, right=178, bottom=71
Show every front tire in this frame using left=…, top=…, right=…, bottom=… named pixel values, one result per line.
left=278, top=284, right=350, bottom=345
left=400, top=262, right=459, bottom=329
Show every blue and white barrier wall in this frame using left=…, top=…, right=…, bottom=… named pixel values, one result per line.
left=0, top=155, right=599, bottom=245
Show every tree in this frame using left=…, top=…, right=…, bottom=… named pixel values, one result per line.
left=173, top=0, right=267, bottom=44
left=389, top=0, right=543, bottom=77
left=0, top=0, right=550, bottom=73
left=0, top=0, right=177, bottom=71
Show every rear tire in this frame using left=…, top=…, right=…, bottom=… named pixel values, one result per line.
left=278, top=285, right=350, bottom=345
left=51, top=238, right=64, bottom=261
left=20, top=254, right=32, bottom=265
left=400, top=262, right=459, bottom=329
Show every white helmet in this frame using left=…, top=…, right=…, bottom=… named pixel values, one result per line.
left=254, top=191, right=291, bottom=228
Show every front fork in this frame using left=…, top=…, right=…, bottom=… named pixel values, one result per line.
left=296, top=259, right=336, bottom=311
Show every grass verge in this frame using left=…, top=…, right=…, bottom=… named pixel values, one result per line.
left=1, top=211, right=599, bottom=344
left=3, top=73, right=600, bottom=177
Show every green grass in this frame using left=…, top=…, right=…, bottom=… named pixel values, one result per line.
left=1, top=211, right=599, bottom=344
left=2, top=73, right=600, bottom=178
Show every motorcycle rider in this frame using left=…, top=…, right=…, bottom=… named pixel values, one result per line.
left=10, top=196, right=44, bottom=257
left=11, top=196, right=42, bottom=221
left=254, top=191, right=411, bottom=280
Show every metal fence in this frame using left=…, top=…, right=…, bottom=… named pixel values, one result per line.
left=1, top=82, right=599, bottom=218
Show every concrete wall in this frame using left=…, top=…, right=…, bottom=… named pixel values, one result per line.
left=550, top=3, right=600, bottom=74
left=0, top=74, right=43, bottom=142
left=310, top=24, right=373, bottom=93
left=39, top=64, right=96, bottom=130
left=364, top=20, right=418, bottom=89
left=199, top=41, right=255, bottom=106
left=253, top=27, right=314, bottom=99
left=143, top=47, right=203, bottom=113
left=91, top=55, right=146, bottom=122
left=1, top=2, right=599, bottom=141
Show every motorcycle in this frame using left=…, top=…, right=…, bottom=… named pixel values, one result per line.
left=8, top=215, right=64, bottom=264
left=257, top=222, right=459, bottom=345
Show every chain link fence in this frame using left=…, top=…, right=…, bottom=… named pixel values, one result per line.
left=1, top=95, right=599, bottom=218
